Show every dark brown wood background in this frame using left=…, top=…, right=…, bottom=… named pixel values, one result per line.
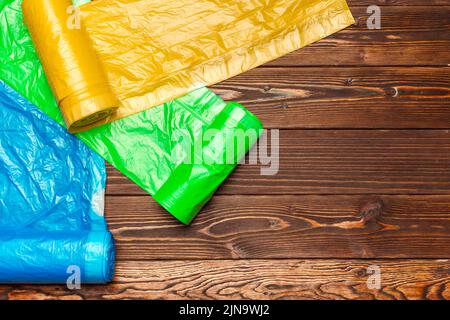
left=2, top=0, right=450, bottom=300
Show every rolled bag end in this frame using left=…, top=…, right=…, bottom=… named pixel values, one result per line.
left=84, top=231, right=116, bottom=284
left=60, top=85, right=119, bottom=133
left=154, top=102, right=263, bottom=225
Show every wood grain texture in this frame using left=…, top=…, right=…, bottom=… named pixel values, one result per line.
left=1, top=260, right=449, bottom=300
left=105, top=195, right=450, bottom=260
left=211, top=67, right=450, bottom=129
left=267, top=6, right=450, bottom=66
left=105, top=129, right=450, bottom=196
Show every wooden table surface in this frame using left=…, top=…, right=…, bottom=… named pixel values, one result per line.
left=2, top=0, right=450, bottom=300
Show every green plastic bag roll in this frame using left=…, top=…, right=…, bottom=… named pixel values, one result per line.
left=0, top=0, right=262, bottom=224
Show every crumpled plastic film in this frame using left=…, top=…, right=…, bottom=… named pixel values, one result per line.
left=0, top=80, right=114, bottom=284
left=0, top=0, right=262, bottom=224
left=22, top=0, right=354, bottom=132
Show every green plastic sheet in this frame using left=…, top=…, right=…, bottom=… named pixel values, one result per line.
left=0, top=0, right=262, bottom=224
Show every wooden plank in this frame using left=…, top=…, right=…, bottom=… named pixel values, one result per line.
left=267, top=6, right=450, bottom=66
left=105, top=129, right=450, bottom=196
left=2, top=260, right=449, bottom=300
left=211, top=67, right=450, bottom=129
left=104, top=195, right=450, bottom=259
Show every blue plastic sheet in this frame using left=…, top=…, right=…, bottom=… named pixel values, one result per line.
left=0, top=80, right=114, bottom=283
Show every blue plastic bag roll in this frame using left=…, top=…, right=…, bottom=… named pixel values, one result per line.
left=0, top=80, right=115, bottom=284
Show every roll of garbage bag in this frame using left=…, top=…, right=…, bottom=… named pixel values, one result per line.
left=1, top=0, right=262, bottom=224
left=22, top=0, right=118, bottom=131
left=0, top=231, right=114, bottom=284
left=0, top=80, right=114, bottom=283
left=22, top=0, right=354, bottom=132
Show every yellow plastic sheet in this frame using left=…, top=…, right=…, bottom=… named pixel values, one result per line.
left=23, top=0, right=354, bottom=132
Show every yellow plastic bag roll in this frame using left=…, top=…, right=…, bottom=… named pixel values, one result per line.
left=22, top=0, right=118, bottom=132
left=23, top=0, right=354, bottom=132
